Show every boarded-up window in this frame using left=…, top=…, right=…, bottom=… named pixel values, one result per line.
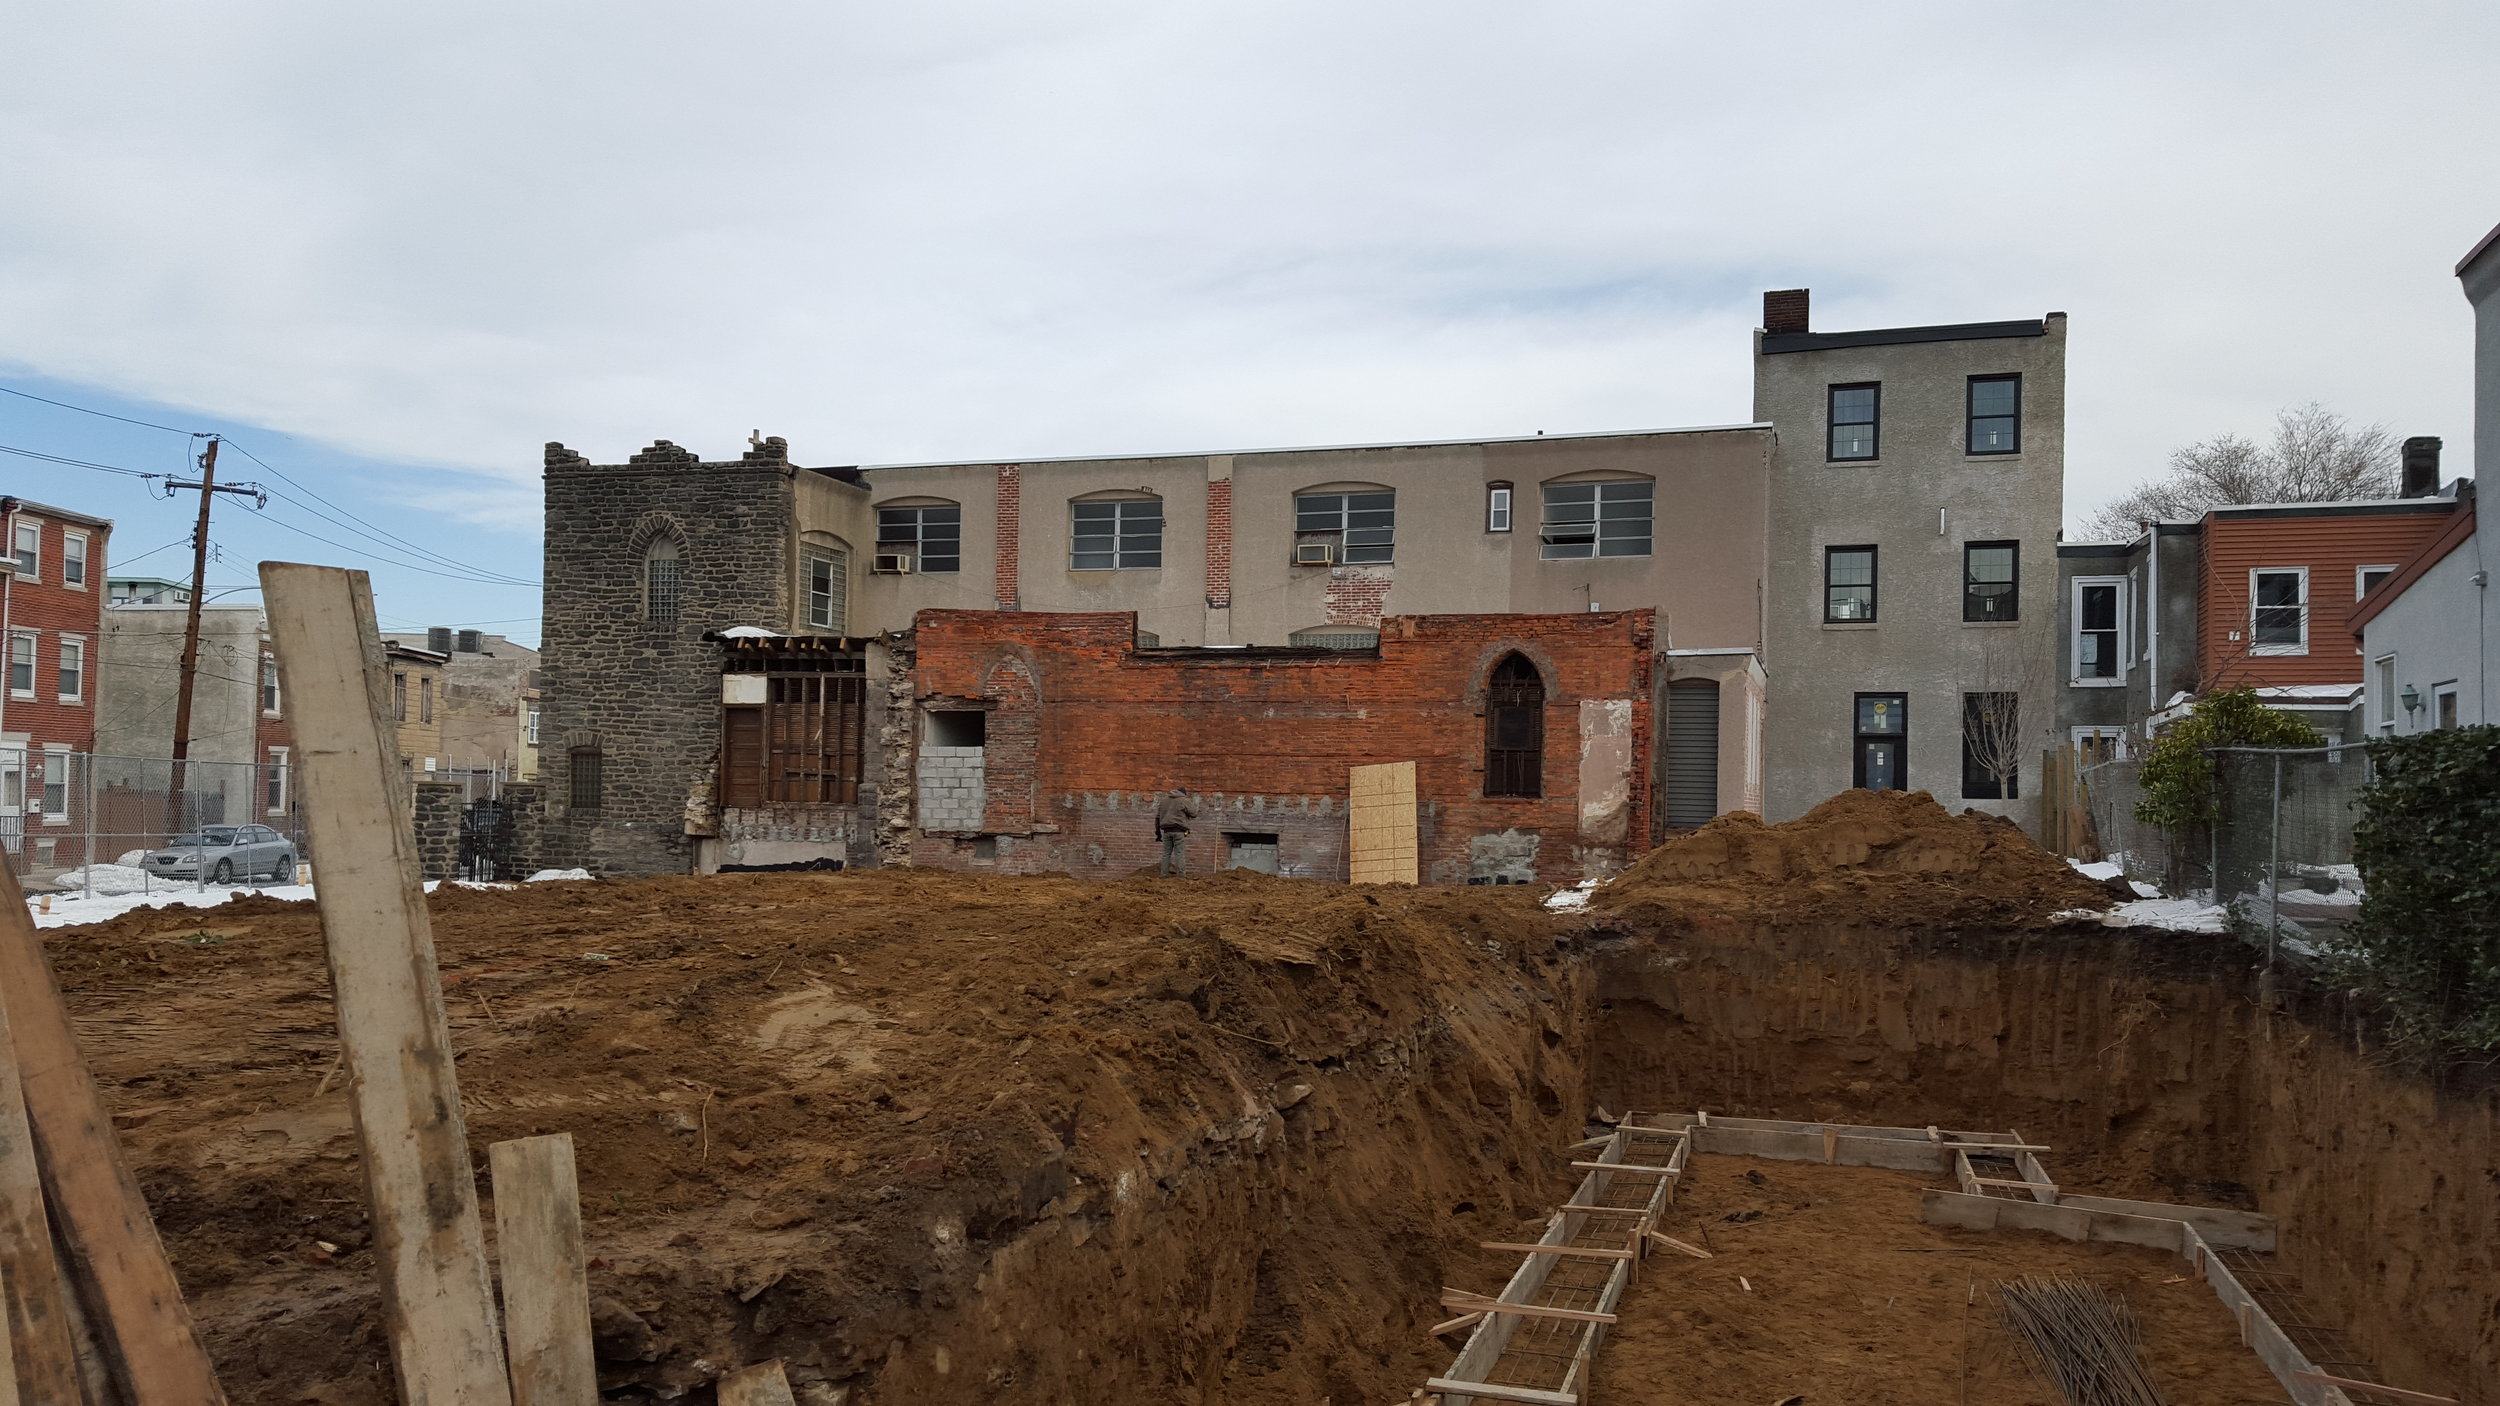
left=720, top=656, right=867, bottom=806
left=1485, top=653, right=1545, bottom=798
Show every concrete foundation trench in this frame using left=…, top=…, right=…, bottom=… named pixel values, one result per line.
left=51, top=868, right=2499, bottom=1406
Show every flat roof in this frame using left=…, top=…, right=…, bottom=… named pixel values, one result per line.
left=857, top=421, right=1771, bottom=475
left=2206, top=495, right=2457, bottom=521
left=1760, top=319, right=2050, bottom=355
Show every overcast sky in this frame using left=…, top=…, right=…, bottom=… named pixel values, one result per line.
left=4, top=3, right=2495, bottom=643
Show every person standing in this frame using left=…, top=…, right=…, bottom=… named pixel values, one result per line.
left=1154, top=786, right=1200, bottom=877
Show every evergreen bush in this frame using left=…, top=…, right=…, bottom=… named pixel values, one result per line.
left=2132, top=687, right=2319, bottom=830
left=2338, top=725, right=2500, bottom=1056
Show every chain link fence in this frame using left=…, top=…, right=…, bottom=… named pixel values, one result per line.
left=2, top=750, right=306, bottom=899
left=2076, top=744, right=2369, bottom=958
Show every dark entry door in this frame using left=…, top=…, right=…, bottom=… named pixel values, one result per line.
left=1665, top=679, right=1721, bottom=829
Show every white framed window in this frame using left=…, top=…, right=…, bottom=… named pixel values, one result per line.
left=1070, top=497, right=1163, bottom=570
left=56, top=637, right=84, bottom=703
left=2249, top=567, right=2308, bottom=655
left=526, top=707, right=541, bottom=746
left=261, top=654, right=283, bottom=714
left=6, top=631, right=34, bottom=699
left=10, top=521, right=38, bottom=581
left=2434, top=681, right=2460, bottom=730
left=265, top=746, right=291, bottom=813
left=2356, top=564, right=2397, bottom=600
left=1486, top=482, right=1513, bottom=533
left=0, top=759, right=19, bottom=811
left=1540, top=478, right=1655, bottom=559
left=2070, top=725, right=2130, bottom=765
left=2070, top=576, right=2128, bottom=686
left=39, top=745, right=68, bottom=823
left=61, top=531, right=88, bottom=588
left=804, top=546, right=850, bottom=631
left=2374, top=654, right=2397, bottom=731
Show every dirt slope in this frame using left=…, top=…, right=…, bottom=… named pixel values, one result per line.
left=1593, top=788, right=2112, bottom=930
left=44, top=869, right=1595, bottom=1405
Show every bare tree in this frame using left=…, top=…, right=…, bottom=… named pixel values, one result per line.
left=1959, top=619, right=2055, bottom=803
left=2082, top=403, right=2399, bottom=541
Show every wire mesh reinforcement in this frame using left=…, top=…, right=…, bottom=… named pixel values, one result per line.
left=1998, top=1275, right=2169, bottom=1406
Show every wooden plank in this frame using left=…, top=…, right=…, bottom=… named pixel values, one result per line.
left=1569, top=1161, right=1675, bottom=1176
left=0, top=853, right=228, bottom=1404
left=1424, top=1378, right=1580, bottom=1406
left=0, top=989, right=80, bottom=1406
left=1438, top=1291, right=1616, bottom=1326
left=1645, top=1231, right=1711, bottom=1259
left=261, top=562, right=510, bottom=1406
left=1556, top=1205, right=1649, bottom=1217
left=2293, top=1371, right=2455, bottom=1405
left=1347, top=761, right=1420, bottom=885
left=1821, top=1128, right=1837, bottom=1163
left=715, top=1360, right=799, bottom=1406
left=1428, top=1310, right=1485, bottom=1336
left=1479, top=1243, right=1637, bottom=1261
left=1971, top=1177, right=2061, bottom=1192
left=1935, top=1142, right=2053, bottom=1153
left=490, top=1135, right=597, bottom=1406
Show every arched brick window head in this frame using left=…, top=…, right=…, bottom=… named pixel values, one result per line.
left=645, top=539, right=682, bottom=623
left=1485, top=653, right=1544, bottom=797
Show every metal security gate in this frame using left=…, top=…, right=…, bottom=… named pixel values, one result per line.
left=459, top=797, right=516, bottom=882
left=1665, top=679, right=1721, bottom=830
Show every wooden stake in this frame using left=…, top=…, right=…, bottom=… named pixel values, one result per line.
left=261, top=562, right=509, bottom=1406
left=715, top=1359, right=799, bottom=1406
left=1644, top=1231, right=1712, bottom=1259
left=1821, top=1128, right=1838, bottom=1163
left=0, top=855, right=227, bottom=1404
left=0, top=988, right=80, bottom=1405
left=1427, top=1310, right=1484, bottom=1337
left=490, top=1135, right=597, bottom=1406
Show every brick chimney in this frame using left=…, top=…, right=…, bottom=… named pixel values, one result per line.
left=1763, top=289, right=1810, bottom=335
left=2400, top=436, right=2442, bottom=497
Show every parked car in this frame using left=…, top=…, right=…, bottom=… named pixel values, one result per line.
left=145, top=825, right=299, bottom=884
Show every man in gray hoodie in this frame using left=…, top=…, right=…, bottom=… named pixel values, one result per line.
left=1154, top=786, right=1200, bottom=877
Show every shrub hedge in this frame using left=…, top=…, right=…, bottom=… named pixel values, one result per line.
left=2340, top=724, right=2500, bottom=1055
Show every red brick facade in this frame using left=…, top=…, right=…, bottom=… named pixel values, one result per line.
left=908, top=608, right=1659, bottom=884
left=1204, top=476, right=1232, bottom=610
left=3, top=499, right=110, bottom=866
left=992, top=465, right=1021, bottom=610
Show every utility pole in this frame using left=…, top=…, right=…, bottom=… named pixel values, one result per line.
left=162, top=438, right=261, bottom=835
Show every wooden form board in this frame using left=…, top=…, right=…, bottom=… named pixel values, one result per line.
left=0, top=985, right=79, bottom=1406
left=261, top=562, right=511, bottom=1406
left=490, top=1135, right=597, bottom=1406
left=1346, top=762, right=1419, bottom=886
left=0, top=857, right=228, bottom=1405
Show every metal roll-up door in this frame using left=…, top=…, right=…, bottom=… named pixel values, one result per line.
left=1666, top=679, right=1721, bottom=829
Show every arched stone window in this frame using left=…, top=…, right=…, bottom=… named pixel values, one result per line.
left=644, top=537, right=683, bottom=623
left=1484, top=653, right=1545, bottom=797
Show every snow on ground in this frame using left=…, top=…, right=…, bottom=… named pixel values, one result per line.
left=26, top=868, right=595, bottom=930
left=2065, top=856, right=2163, bottom=899
left=2056, top=896, right=2231, bottom=933
left=1543, top=878, right=1601, bottom=911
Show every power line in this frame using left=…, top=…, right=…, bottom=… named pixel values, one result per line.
left=256, top=483, right=536, bottom=587
left=0, top=383, right=201, bottom=437
left=0, top=441, right=163, bottom=480
left=250, top=510, right=541, bottom=587
left=217, top=439, right=536, bottom=587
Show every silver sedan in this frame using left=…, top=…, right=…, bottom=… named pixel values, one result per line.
left=145, top=825, right=300, bottom=884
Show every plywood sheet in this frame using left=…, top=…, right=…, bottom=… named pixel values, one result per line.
left=1347, top=761, right=1418, bottom=886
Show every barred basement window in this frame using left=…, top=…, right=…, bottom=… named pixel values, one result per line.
left=645, top=539, right=682, bottom=623
left=569, top=748, right=604, bottom=810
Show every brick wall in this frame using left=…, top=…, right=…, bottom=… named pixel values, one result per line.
left=538, top=439, right=797, bottom=875
left=907, top=609, right=1658, bottom=884
left=993, top=465, right=1021, bottom=610
left=1204, top=476, right=1233, bottom=609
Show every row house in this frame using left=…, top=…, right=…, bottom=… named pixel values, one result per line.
left=380, top=628, right=541, bottom=782
left=2, top=497, right=109, bottom=867
left=96, top=600, right=299, bottom=846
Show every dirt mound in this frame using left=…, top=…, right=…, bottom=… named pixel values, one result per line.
left=1593, top=788, right=2111, bottom=929
left=43, top=868, right=1596, bottom=1405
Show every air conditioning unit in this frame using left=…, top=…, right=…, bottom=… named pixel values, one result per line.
left=871, top=552, right=914, bottom=575
left=1294, top=541, right=1337, bottom=566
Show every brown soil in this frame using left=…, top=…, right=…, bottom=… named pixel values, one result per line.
left=1594, top=1156, right=2292, bottom=1404
left=1592, top=789, right=2113, bottom=930
left=44, top=869, right=1593, bottom=1405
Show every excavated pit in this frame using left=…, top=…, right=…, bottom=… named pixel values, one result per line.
left=36, top=799, right=2498, bottom=1404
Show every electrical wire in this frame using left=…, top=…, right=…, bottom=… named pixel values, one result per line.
left=0, top=383, right=201, bottom=437
left=219, top=439, right=536, bottom=587
left=249, top=509, right=540, bottom=587
left=0, top=441, right=163, bottom=480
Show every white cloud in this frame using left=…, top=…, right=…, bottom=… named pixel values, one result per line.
left=2, top=1, right=2492, bottom=531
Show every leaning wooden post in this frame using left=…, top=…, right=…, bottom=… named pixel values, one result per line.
left=260, top=562, right=511, bottom=1406
left=0, top=852, right=227, bottom=1404
left=0, top=983, right=82, bottom=1405
left=489, top=1135, right=596, bottom=1406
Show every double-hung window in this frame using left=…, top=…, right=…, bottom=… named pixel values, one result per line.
left=1828, top=384, right=1879, bottom=461
left=1294, top=490, right=1396, bottom=563
left=1824, top=546, right=1877, bottom=622
left=2250, top=568, right=2307, bottom=654
left=1963, top=542, right=2018, bottom=621
left=62, top=531, right=88, bottom=587
left=11, top=522, right=38, bottom=580
left=266, top=747, right=290, bottom=814
left=7, top=632, right=35, bottom=698
left=876, top=504, right=961, bottom=573
left=56, top=639, right=83, bottom=702
left=1486, top=483, right=1513, bottom=533
left=1967, top=375, right=2020, bottom=454
left=2071, top=577, right=2126, bottom=684
left=1539, top=480, right=1654, bottom=559
left=1070, top=498, right=1163, bottom=569
left=804, top=546, right=850, bottom=632
left=262, top=655, right=283, bottom=714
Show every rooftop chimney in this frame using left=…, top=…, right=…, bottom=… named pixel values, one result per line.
left=2400, top=436, right=2442, bottom=498
left=1763, top=289, right=1810, bottom=335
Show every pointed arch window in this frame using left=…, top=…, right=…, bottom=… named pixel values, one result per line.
left=1484, top=653, right=1545, bottom=798
left=645, top=538, right=682, bottom=623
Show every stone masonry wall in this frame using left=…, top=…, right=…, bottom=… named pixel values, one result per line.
left=413, top=781, right=461, bottom=881
left=539, top=439, right=797, bottom=875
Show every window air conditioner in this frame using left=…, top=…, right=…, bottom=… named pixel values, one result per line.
left=1294, top=541, right=1337, bottom=566
left=871, top=552, right=914, bottom=575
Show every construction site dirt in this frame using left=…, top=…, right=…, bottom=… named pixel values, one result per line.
left=34, top=800, right=2498, bottom=1404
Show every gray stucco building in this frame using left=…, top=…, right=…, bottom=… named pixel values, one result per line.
left=1753, top=292, right=2068, bottom=825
